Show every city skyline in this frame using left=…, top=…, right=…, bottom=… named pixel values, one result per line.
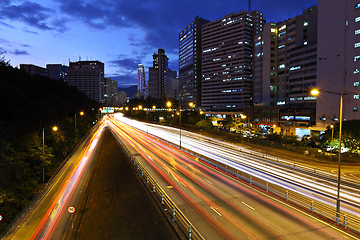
left=1, top=0, right=317, bottom=87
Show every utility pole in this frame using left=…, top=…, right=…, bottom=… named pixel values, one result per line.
left=249, top=0, right=251, bottom=12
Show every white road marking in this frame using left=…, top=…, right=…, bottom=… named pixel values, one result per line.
left=211, top=207, right=222, bottom=216
left=242, top=202, right=255, bottom=211
left=204, top=178, right=213, bottom=184
left=180, top=182, right=187, bottom=188
left=182, top=164, right=188, bottom=169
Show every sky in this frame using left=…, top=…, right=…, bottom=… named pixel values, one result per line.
left=1, top=0, right=317, bottom=88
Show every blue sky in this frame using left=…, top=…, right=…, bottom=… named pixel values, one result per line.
left=1, top=0, right=317, bottom=88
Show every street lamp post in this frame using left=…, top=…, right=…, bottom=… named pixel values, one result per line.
left=42, top=126, right=58, bottom=182
left=75, top=111, right=84, bottom=132
left=330, top=124, right=334, bottom=152
left=311, top=89, right=347, bottom=219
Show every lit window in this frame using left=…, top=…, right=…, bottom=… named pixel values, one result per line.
left=304, top=41, right=308, bottom=45
left=356, top=16, right=360, bottom=22
left=304, top=22, right=308, bottom=26
left=354, top=81, right=360, bottom=86
left=278, top=64, right=285, bottom=69
left=354, top=107, right=359, bottom=112
left=355, top=42, right=360, bottom=48
left=355, top=56, right=360, bottom=61
left=356, top=29, right=360, bottom=35
left=271, top=28, right=276, bottom=33
left=279, top=25, right=286, bottom=31
left=354, top=94, right=360, bottom=99
left=278, top=44, right=285, bottom=49
left=355, top=69, right=360, bottom=74
left=356, top=3, right=360, bottom=9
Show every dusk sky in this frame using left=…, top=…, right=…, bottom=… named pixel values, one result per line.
left=1, top=0, right=317, bottom=88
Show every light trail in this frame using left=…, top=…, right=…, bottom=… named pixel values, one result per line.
left=113, top=113, right=360, bottom=218
left=107, top=114, right=357, bottom=240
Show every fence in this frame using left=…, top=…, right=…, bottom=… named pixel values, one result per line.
left=112, top=130, right=204, bottom=240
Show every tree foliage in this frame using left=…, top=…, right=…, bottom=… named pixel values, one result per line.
left=0, top=63, right=99, bottom=234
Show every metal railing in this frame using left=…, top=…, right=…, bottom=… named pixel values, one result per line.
left=112, top=130, right=204, bottom=240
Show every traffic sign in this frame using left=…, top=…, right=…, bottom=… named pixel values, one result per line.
left=67, top=206, right=75, bottom=214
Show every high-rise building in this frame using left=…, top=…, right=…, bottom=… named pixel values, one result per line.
left=137, top=64, right=146, bottom=97
left=166, top=69, right=178, bottom=99
left=148, top=49, right=170, bottom=99
left=201, top=10, right=265, bottom=112
left=179, top=17, right=210, bottom=109
left=103, top=77, right=120, bottom=106
left=46, top=64, right=68, bottom=81
left=249, top=7, right=318, bottom=133
left=67, top=61, right=104, bottom=103
left=315, top=0, right=360, bottom=130
left=20, top=64, right=47, bottom=76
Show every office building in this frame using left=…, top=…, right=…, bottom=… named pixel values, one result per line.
left=46, top=64, right=68, bottom=81
left=148, top=49, right=171, bottom=99
left=166, top=69, right=178, bottom=99
left=20, top=64, right=47, bottom=76
left=315, top=0, right=360, bottom=130
left=103, top=77, right=120, bottom=106
left=179, top=17, right=210, bottom=109
left=137, top=64, right=146, bottom=97
left=202, top=10, right=265, bottom=111
left=67, top=61, right=104, bottom=103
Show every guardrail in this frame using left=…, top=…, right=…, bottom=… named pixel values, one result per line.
left=179, top=146, right=360, bottom=236
left=111, top=122, right=360, bottom=238
left=111, top=129, right=204, bottom=240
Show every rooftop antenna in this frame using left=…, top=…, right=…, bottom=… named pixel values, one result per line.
left=249, top=0, right=251, bottom=12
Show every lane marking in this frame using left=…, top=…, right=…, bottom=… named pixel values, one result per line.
left=167, top=186, right=173, bottom=189
left=204, top=178, right=213, bottom=185
left=180, top=182, right=187, bottom=188
left=182, top=164, right=188, bottom=169
left=211, top=207, right=222, bottom=216
left=242, top=202, right=255, bottom=211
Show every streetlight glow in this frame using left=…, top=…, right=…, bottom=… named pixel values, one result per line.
left=166, top=101, right=172, bottom=108
left=189, top=102, right=194, bottom=108
left=52, top=126, right=58, bottom=132
left=80, top=111, right=84, bottom=116
left=152, top=105, right=156, bottom=110
left=310, top=89, right=320, bottom=96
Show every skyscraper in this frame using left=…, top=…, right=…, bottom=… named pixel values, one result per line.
left=67, top=61, right=104, bottom=103
left=47, top=64, right=68, bottom=81
left=315, top=0, right=360, bottom=129
left=201, top=10, right=265, bottom=111
left=137, top=64, right=146, bottom=97
left=179, top=17, right=210, bottom=109
left=148, top=49, right=169, bottom=99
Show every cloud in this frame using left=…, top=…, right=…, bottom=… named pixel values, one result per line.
left=0, top=1, right=68, bottom=32
left=108, top=74, right=137, bottom=88
left=109, top=55, right=140, bottom=71
left=23, top=28, right=38, bottom=34
left=9, top=49, right=30, bottom=55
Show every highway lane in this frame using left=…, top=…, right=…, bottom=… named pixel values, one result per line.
left=107, top=115, right=359, bottom=240
left=3, top=121, right=106, bottom=240
left=113, top=113, right=360, bottom=218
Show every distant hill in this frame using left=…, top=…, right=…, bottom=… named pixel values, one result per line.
left=119, top=85, right=137, bottom=98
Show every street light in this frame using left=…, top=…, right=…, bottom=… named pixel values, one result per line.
left=42, top=126, right=58, bottom=182
left=330, top=124, right=334, bottom=152
left=75, top=111, right=84, bottom=132
left=311, top=88, right=352, bottom=219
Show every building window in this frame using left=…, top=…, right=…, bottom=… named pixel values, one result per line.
left=354, top=94, right=360, bottom=99
left=356, top=29, right=360, bottom=35
left=354, top=69, right=360, bottom=74
left=354, top=107, right=359, bottom=112
left=354, top=81, right=360, bottom=86
left=355, top=56, right=360, bottom=61
left=355, top=42, right=360, bottom=48
left=356, top=3, right=360, bottom=9
left=356, top=16, right=360, bottom=22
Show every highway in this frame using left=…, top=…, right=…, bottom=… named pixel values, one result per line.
left=107, top=114, right=360, bottom=240
left=3, top=122, right=106, bottom=240
left=113, top=113, right=360, bottom=219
